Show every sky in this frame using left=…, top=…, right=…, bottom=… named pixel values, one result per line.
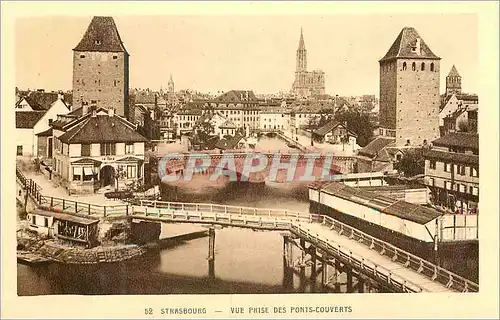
left=15, top=14, right=478, bottom=97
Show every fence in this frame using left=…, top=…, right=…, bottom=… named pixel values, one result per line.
left=16, top=167, right=478, bottom=292
left=16, top=166, right=129, bottom=217
left=131, top=200, right=478, bottom=293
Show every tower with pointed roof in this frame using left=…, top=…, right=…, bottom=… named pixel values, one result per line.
left=168, top=74, right=175, bottom=94
left=72, top=16, right=130, bottom=120
left=292, top=28, right=325, bottom=98
left=379, top=27, right=440, bottom=147
left=445, top=65, right=462, bottom=97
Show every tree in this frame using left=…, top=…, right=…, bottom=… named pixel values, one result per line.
left=394, top=148, right=425, bottom=177
left=193, top=121, right=215, bottom=147
left=457, top=119, right=470, bottom=133
left=115, top=165, right=127, bottom=192
left=334, top=109, right=374, bottom=147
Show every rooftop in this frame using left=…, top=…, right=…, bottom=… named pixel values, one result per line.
left=16, top=111, right=46, bottom=129
left=313, top=182, right=442, bottom=224
left=358, top=136, right=396, bottom=158
left=34, top=209, right=99, bottom=225
left=58, top=113, right=148, bottom=144
left=447, top=65, right=461, bottom=78
left=424, top=149, right=479, bottom=166
left=74, top=16, right=128, bottom=53
left=380, top=27, right=440, bottom=62
left=432, top=132, right=478, bottom=150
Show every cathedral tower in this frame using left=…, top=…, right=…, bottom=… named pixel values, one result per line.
left=292, top=28, right=325, bottom=97
left=445, top=65, right=462, bottom=97
left=296, top=28, right=307, bottom=72
left=379, top=27, right=440, bottom=146
left=72, top=16, right=130, bottom=120
left=168, top=74, right=175, bottom=93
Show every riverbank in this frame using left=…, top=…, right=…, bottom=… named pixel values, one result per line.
left=17, top=230, right=145, bottom=264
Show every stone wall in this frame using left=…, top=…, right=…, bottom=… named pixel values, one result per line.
left=130, top=220, right=161, bottom=244
left=72, top=51, right=129, bottom=118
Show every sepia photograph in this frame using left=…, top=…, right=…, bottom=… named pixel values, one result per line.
left=2, top=1, right=499, bottom=319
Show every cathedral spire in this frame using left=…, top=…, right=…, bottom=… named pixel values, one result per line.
left=296, top=28, right=307, bottom=72
left=168, top=73, right=175, bottom=93
left=298, top=27, right=305, bottom=50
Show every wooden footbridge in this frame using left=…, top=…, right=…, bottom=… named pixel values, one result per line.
left=131, top=200, right=477, bottom=293
left=16, top=167, right=478, bottom=293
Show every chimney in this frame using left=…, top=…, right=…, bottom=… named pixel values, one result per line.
left=82, top=99, right=89, bottom=116
left=240, top=93, right=243, bottom=100
left=246, top=91, right=249, bottom=101
left=415, top=38, right=421, bottom=55
left=58, top=92, right=64, bottom=101
left=108, top=108, right=115, bottom=117
left=90, top=105, right=97, bottom=117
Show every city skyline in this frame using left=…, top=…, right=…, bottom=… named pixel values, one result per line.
left=16, top=14, right=478, bottom=96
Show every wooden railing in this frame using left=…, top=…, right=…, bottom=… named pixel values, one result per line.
left=289, top=223, right=425, bottom=293
left=41, top=196, right=129, bottom=217
left=16, top=167, right=478, bottom=293
left=16, top=166, right=129, bottom=217
left=136, top=199, right=313, bottom=220
left=319, top=215, right=478, bottom=293
left=130, top=200, right=478, bottom=293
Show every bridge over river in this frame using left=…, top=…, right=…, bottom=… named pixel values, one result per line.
left=16, top=167, right=478, bottom=293
left=128, top=200, right=476, bottom=293
left=157, top=152, right=357, bottom=184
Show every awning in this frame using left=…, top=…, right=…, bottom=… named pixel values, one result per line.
left=83, top=167, right=94, bottom=175
left=116, top=156, right=142, bottom=163
left=72, top=158, right=102, bottom=166
left=34, top=209, right=99, bottom=225
left=73, top=167, right=83, bottom=175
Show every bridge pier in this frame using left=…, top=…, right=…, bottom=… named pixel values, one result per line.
left=208, top=227, right=215, bottom=279
left=357, top=277, right=365, bottom=293
left=334, top=259, right=341, bottom=292
left=298, top=238, right=307, bottom=292
left=282, top=234, right=294, bottom=292
left=346, top=267, right=353, bottom=292
left=309, top=247, right=317, bottom=293
left=321, top=257, right=329, bottom=292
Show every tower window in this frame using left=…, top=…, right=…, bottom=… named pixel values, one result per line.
left=430, top=63, right=435, bottom=71
left=80, top=54, right=85, bottom=58
left=421, top=62, right=425, bottom=71
left=113, top=55, right=118, bottom=59
left=402, top=62, right=407, bottom=70
left=95, top=40, right=101, bottom=45
left=412, top=62, right=416, bottom=71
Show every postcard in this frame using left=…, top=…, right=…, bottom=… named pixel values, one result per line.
left=1, top=1, right=499, bottom=319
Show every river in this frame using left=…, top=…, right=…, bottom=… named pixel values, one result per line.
left=18, top=136, right=339, bottom=295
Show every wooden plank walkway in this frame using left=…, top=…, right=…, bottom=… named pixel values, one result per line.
left=300, top=222, right=453, bottom=293
left=131, top=205, right=470, bottom=293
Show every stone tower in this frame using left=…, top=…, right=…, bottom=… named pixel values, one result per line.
left=291, top=28, right=325, bottom=97
left=296, top=28, right=307, bottom=72
left=72, top=16, right=130, bottom=120
left=168, top=74, right=175, bottom=93
left=379, top=27, right=441, bottom=147
left=445, top=65, right=462, bottom=97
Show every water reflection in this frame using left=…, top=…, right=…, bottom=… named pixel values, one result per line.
left=18, top=136, right=319, bottom=295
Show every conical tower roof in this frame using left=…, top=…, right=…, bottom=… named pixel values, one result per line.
left=447, top=65, right=461, bottom=78
left=380, top=27, right=440, bottom=62
left=74, top=16, right=128, bottom=53
left=298, top=27, right=305, bottom=50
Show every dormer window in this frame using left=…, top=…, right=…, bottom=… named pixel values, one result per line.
left=95, top=40, right=101, bottom=45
